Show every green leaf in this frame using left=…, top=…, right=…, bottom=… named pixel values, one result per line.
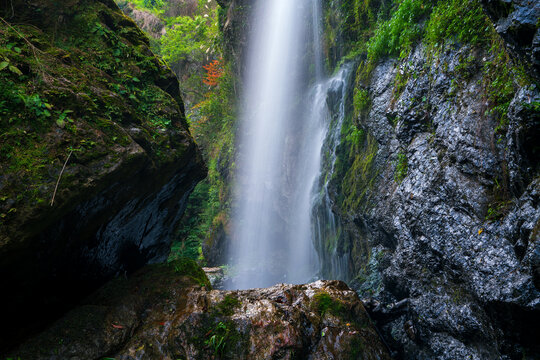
left=43, top=109, right=51, bottom=117
left=56, top=118, right=65, bottom=128
left=13, top=47, right=22, bottom=53
left=0, top=61, right=9, bottom=71
left=8, top=65, right=23, bottom=76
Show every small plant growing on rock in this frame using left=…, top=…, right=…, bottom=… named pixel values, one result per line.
left=205, top=321, right=228, bottom=357
left=394, top=152, right=408, bottom=183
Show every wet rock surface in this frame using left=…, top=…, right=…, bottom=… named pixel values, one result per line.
left=481, top=0, right=540, bottom=80
left=328, top=41, right=540, bottom=359
left=9, top=261, right=390, bottom=360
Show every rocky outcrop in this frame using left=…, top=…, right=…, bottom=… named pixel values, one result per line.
left=481, top=0, right=540, bottom=80
left=328, top=38, right=539, bottom=360
left=119, top=2, right=166, bottom=38
left=10, top=260, right=391, bottom=360
left=313, top=1, right=540, bottom=358
left=0, top=0, right=205, bottom=351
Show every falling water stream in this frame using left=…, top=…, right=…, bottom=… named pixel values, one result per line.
left=228, top=0, right=351, bottom=289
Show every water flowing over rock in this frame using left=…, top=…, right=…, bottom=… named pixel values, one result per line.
left=312, top=64, right=354, bottom=282
left=10, top=261, right=391, bottom=360
left=228, top=0, right=320, bottom=289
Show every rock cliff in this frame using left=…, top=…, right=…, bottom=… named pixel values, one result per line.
left=320, top=0, right=540, bottom=359
left=0, top=0, right=205, bottom=351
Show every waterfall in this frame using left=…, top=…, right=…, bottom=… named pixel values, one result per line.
left=312, top=65, right=352, bottom=282
left=228, top=0, right=351, bottom=289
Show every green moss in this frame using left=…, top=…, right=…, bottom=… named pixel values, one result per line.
left=213, top=294, right=241, bottom=317
left=483, top=38, right=518, bottom=133
left=349, top=336, right=366, bottom=360
left=312, top=290, right=369, bottom=329
left=353, top=88, right=370, bottom=118
left=313, top=292, right=344, bottom=317
left=172, top=257, right=211, bottom=287
left=0, top=1, right=191, bottom=234
left=394, top=151, right=408, bottom=183
left=339, top=130, right=378, bottom=213
left=393, top=66, right=410, bottom=101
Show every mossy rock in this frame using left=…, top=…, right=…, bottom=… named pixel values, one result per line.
left=0, top=0, right=205, bottom=352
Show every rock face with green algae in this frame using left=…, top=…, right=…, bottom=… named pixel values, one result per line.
left=0, top=0, right=205, bottom=351
left=10, top=260, right=391, bottom=360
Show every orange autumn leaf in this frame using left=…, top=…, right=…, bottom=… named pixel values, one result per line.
left=202, top=59, right=223, bottom=86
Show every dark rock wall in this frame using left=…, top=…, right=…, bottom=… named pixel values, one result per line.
left=321, top=2, right=540, bottom=359
left=481, top=0, right=540, bottom=80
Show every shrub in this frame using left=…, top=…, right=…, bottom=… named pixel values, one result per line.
left=424, top=0, right=491, bottom=48
left=367, top=0, right=427, bottom=63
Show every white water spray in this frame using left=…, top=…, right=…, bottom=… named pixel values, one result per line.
left=228, top=0, right=351, bottom=289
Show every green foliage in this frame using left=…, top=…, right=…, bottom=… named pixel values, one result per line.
left=367, top=0, right=427, bottom=63
left=161, top=15, right=217, bottom=64
left=353, top=88, right=370, bottom=117
left=424, top=0, right=491, bottom=48
left=202, top=320, right=241, bottom=359
left=21, top=94, right=52, bottom=119
left=145, top=2, right=235, bottom=266
left=117, top=0, right=164, bottom=14
left=483, top=39, right=516, bottom=132
left=205, top=321, right=228, bottom=356
left=394, top=151, right=408, bottom=183
left=485, top=201, right=512, bottom=222
left=323, top=0, right=392, bottom=70
left=170, top=182, right=210, bottom=262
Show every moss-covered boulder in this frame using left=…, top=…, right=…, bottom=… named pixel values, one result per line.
left=0, top=0, right=205, bottom=351
left=10, top=270, right=391, bottom=360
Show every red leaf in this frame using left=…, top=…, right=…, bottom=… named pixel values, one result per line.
left=112, top=324, right=124, bottom=329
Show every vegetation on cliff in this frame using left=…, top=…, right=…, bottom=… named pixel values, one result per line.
left=0, top=0, right=207, bottom=352
left=117, top=0, right=236, bottom=265
left=325, top=0, right=534, bottom=218
left=320, top=1, right=539, bottom=358
left=0, top=0, right=200, bottom=246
